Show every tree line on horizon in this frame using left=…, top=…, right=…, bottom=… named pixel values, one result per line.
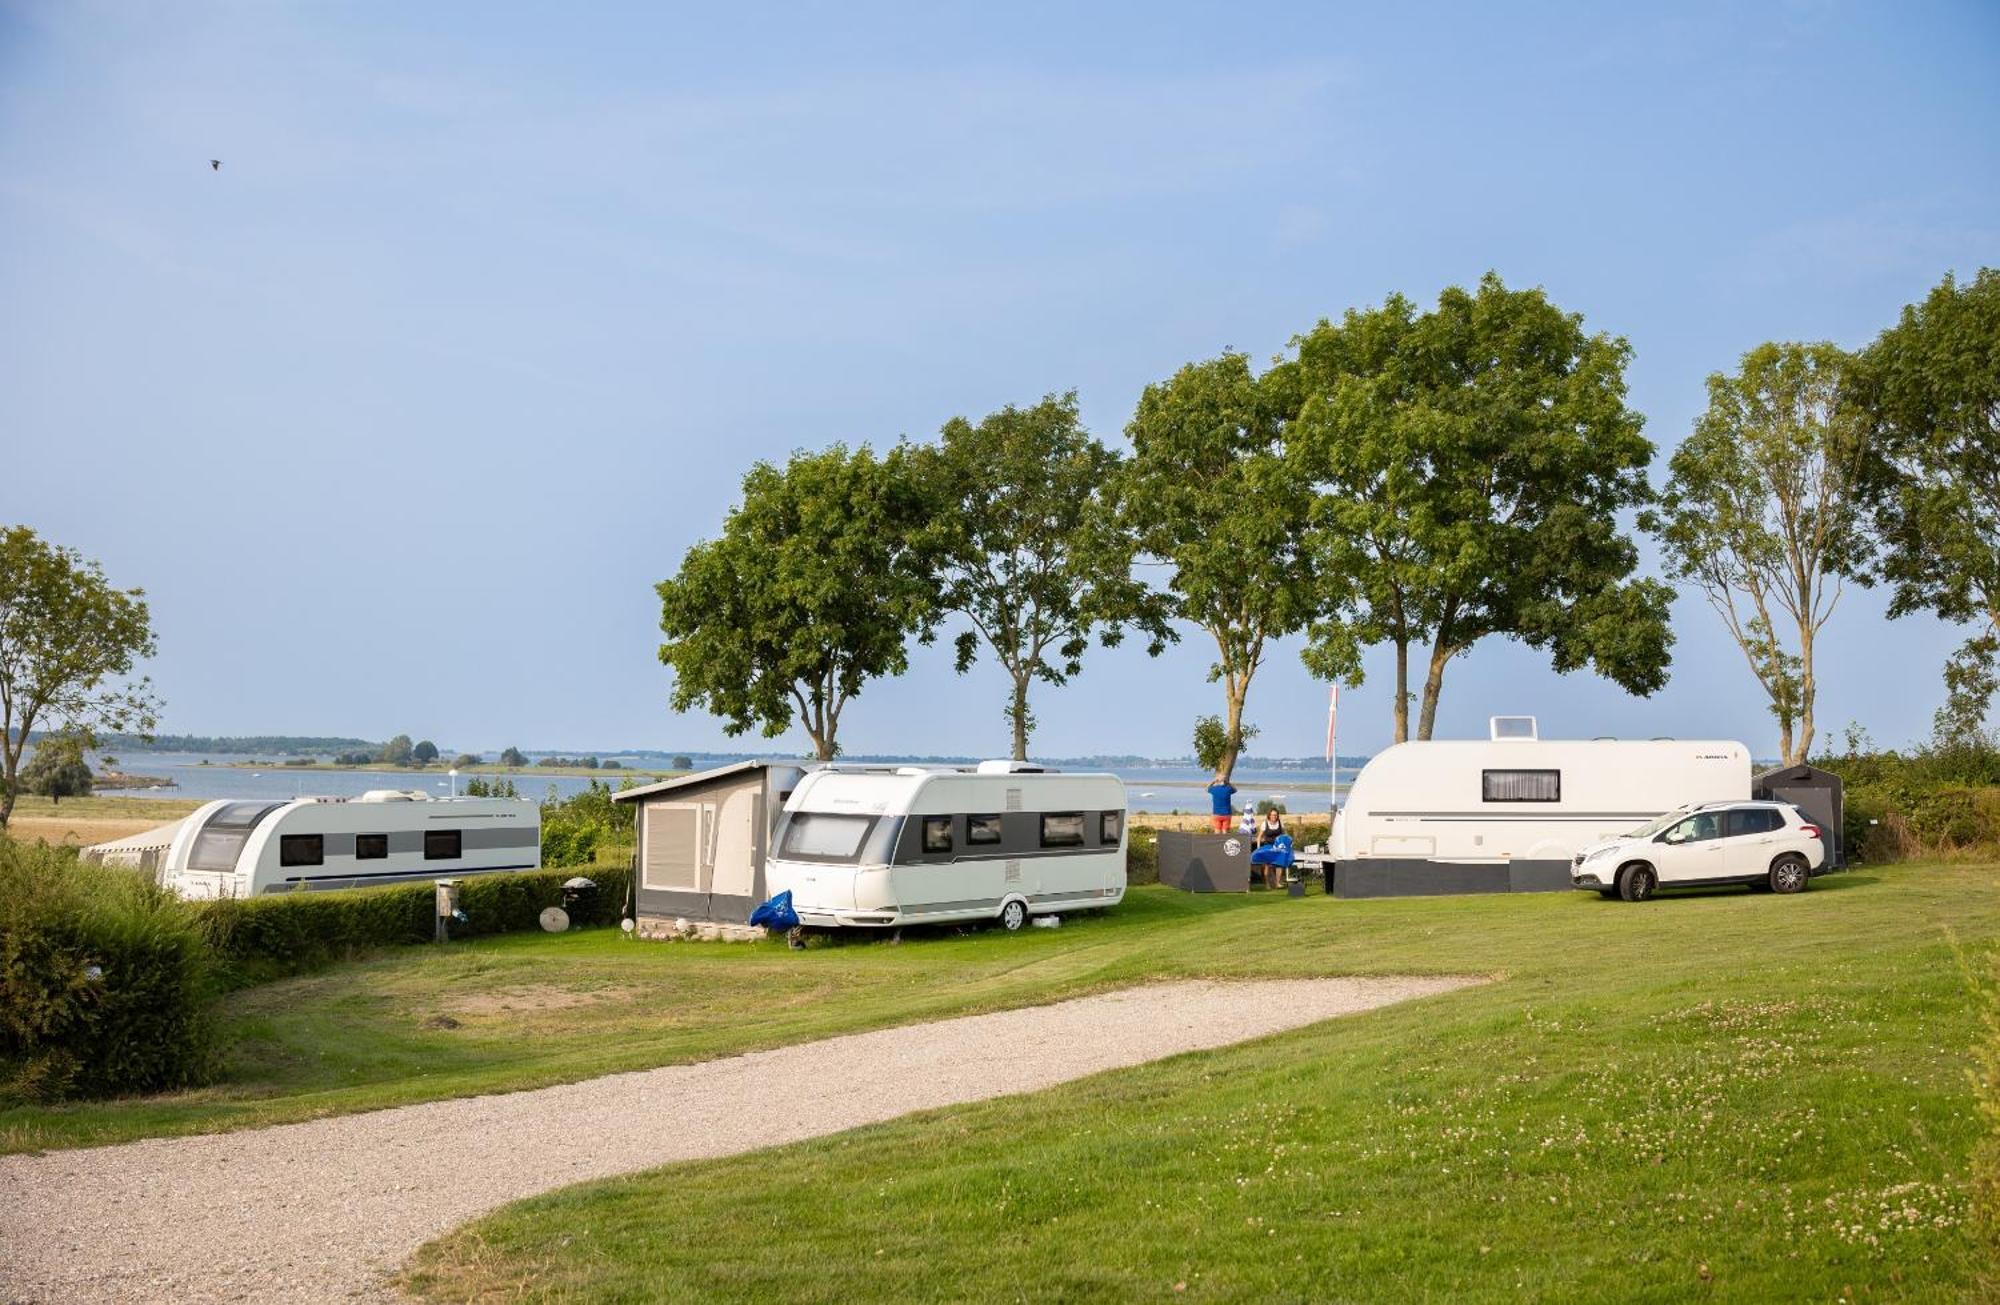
left=656, top=269, right=2000, bottom=782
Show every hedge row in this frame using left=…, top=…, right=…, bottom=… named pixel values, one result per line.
left=202, top=864, right=632, bottom=979
left=0, top=840, right=219, bottom=1103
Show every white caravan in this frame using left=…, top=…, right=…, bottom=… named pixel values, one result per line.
left=1328, top=717, right=1751, bottom=897
left=157, top=790, right=541, bottom=898
left=765, top=761, right=1127, bottom=930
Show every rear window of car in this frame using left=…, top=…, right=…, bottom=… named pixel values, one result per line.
left=1727, top=808, right=1784, bottom=837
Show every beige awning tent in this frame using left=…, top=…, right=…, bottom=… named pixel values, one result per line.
left=81, top=818, right=190, bottom=874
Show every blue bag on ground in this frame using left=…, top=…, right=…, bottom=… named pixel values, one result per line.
left=749, top=890, right=801, bottom=930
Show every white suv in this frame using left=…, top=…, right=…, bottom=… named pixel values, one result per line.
left=1570, top=800, right=1828, bottom=902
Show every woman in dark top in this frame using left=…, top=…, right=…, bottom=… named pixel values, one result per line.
left=1256, top=807, right=1287, bottom=886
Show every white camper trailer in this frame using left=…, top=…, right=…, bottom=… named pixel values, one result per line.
left=1328, top=717, right=1751, bottom=897
left=765, top=761, right=1128, bottom=930
left=155, top=790, right=540, bottom=898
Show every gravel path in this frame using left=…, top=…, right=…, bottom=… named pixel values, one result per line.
left=0, top=975, right=1476, bottom=1304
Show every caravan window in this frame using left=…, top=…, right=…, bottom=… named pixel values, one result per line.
left=922, top=816, right=953, bottom=854
left=424, top=830, right=462, bottom=860
left=1101, top=811, right=1124, bottom=843
left=1040, top=813, right=1086, bottom=848
left=355, top=834, right=388, bottom=860
left=780, top=813, right=876, bottom=861
left=1482, top=769, right=1561, bottom=803
left=187, top=802, right=285, bottom=872
left=967, top=815, right=1003, bottom=845
left=278, top=835, right=323, bottom=867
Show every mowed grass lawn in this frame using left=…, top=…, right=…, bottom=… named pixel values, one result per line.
left=6, top=864, right=1996, bottom=1300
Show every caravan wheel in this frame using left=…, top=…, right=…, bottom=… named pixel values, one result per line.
left=998, top=899, right=1028, bottom=931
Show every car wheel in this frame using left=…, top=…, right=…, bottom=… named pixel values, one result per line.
left=1768, top=855, right=1810, bottom=895
left=998, top=899, right=1028, bottom=931
left=1618, top=865, right=1656, bottom=902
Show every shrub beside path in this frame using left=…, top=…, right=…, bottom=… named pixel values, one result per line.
left=0, top=975, right=1476, bottom=1304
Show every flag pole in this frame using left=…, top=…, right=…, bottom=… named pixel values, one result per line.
left=1325, top=683, right=1340, bottom=829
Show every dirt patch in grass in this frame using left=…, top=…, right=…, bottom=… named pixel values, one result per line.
left=441, top=984, right=645, bottom=1018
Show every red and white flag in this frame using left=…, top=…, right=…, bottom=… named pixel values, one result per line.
left=1324, top=684, right=1339, bottom=762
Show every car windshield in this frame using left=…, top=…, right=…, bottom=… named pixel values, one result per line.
left=1624, top=809, right=1694, bottom=839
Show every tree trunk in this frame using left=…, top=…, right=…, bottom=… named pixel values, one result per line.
left=1392, top=640, right=1410, bottom=744
left=1416, top=639, right=1452, bottom=741
left=1217, top=672, right=1251, bottom=784
left=1009, top=672, right=1032, bottom=761
left=1793, top=628, right=1816, bottom=765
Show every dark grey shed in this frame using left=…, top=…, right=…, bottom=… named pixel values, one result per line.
left=612, top=761, right=806, bottom=931
left=1753, top=763, right=1845, bottom=867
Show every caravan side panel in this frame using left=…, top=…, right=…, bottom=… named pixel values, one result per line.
left=1333, top=740, right=1751, bottom=898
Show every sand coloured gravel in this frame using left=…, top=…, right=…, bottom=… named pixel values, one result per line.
left=0, top=975, right=1479, bottom=1303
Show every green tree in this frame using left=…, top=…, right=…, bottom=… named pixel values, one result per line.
left=499, top=746, right=528, bottom=767
left=20, top=737, right=93, bottom=804
left=378, top=734, right=414, bottom=766
left=671, top=755, right=693, bottom=771
left=1116, top=353, right=1313, bottom=783
left=450, top=753, right=480, bottom=770
left=1192, top=714, right=1260, bottom=775
left=657, top=444, right=935, bottom=761
left=411, top=739, right=438, bottom=766
left=1853, top=268, right=2000, bottom=730
left=911, top=393, right=1172, bottom=760
left=0, top=527, right=160, bottom=829
left=1289, top=276, right=1671, bottom=741
left=1648, top=342, right=1870, bottom=765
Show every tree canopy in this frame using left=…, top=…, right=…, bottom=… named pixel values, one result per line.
left=657, top=443, right=935, bottom=761
left=1854, top=268, right=2000, bottom=734
left=498, top=746, right=528, bottom=767
left=911, top=393, right=1172, bottom=760
left=1116, top=352, right=1311, bottom=781
left=378, top=734, right=415, bottom=766
left=412, top=739, right=439, bottom=765
left=1287, top=275, right=1671, bottom=741
left=1648, top=341, right=1870, bottom=764
left=0, top=526, right=159, bottom=828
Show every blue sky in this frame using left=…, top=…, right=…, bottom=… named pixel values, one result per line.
left=2, top=1, right=1996, bottom=759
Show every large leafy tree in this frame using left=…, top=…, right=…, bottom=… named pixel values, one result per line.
left=1288, top=275, right=1671, bottom=741
left=1853, top=268, right=2000, bottom=736
left=1647, top=342, right=1870, bottom=765
left=21, top=736, right=92, bottom=804
left=657, top=444, right=934, bottom=761
left=1115, top=353, right=1313, bottom=783
left=0, top=526, right=160, bottom=828
left=911, top=392, right=1172, bottom=760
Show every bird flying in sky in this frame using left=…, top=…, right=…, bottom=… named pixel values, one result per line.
left=209, top=159, right=221, bottom=171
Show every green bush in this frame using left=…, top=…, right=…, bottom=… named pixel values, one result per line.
left=200, top=865, right=632, bottom=979
left=0, top=839, right=219, bottom=1102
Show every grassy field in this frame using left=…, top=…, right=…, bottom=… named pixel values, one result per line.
left=379, top=865, right=1984, bottom=1304
left=5, top=863, right=1993, bottom=1298
left=2, top=794, right=202, bottom=846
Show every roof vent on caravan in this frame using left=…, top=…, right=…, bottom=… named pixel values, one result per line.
left=976, top=759, right=1052, bottom=774
left=357, top=789, right=430, bottom=803
left=1489, top=716, right=1539, bottom=742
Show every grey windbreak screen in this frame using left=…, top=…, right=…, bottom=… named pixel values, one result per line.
left=188, top=802, right=286, bottom=872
